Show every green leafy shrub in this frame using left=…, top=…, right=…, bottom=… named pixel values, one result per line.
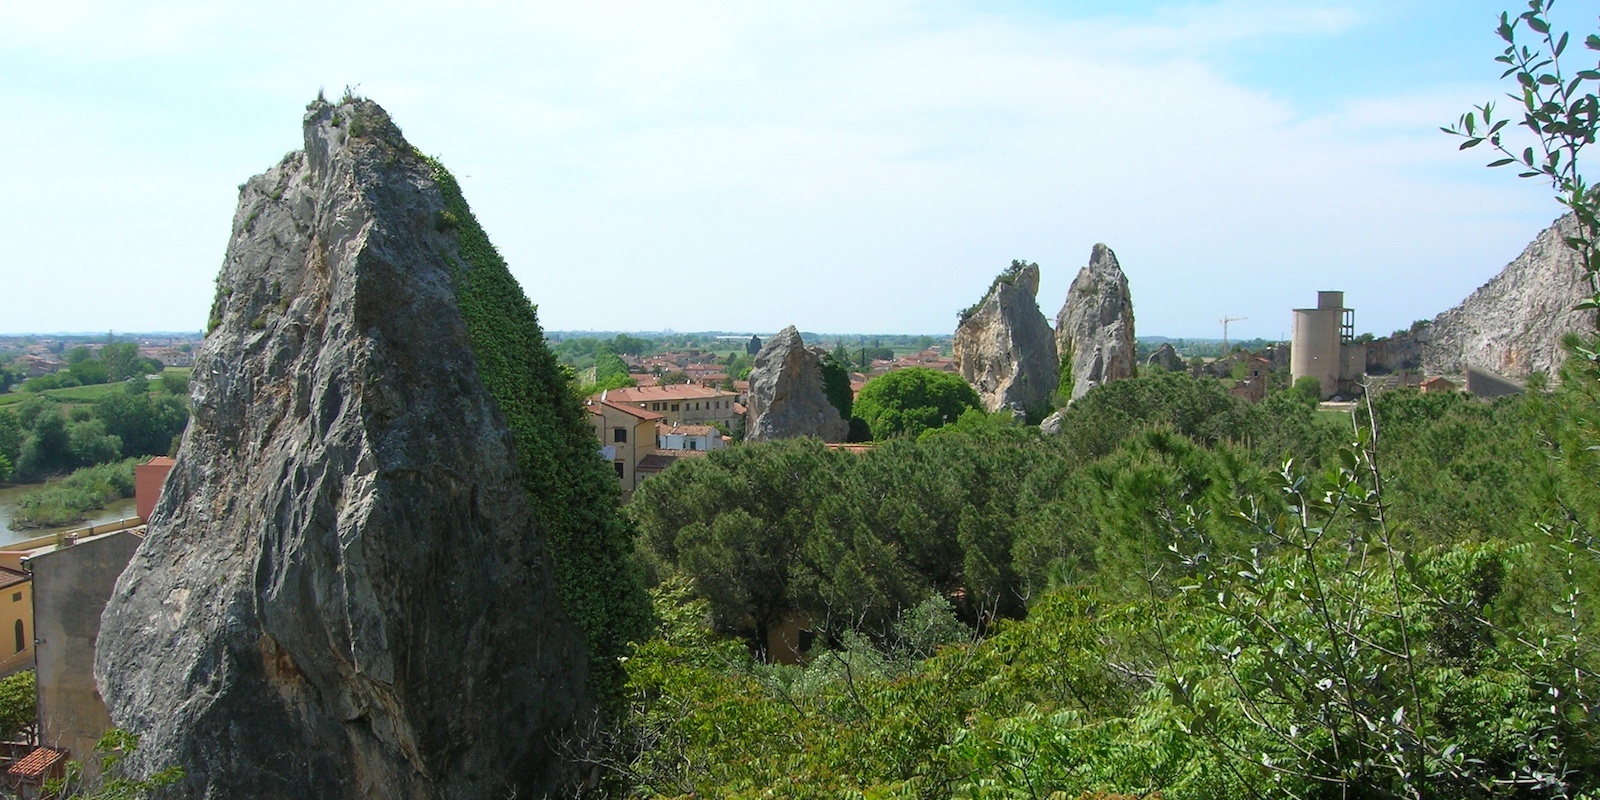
left=0, top=670, right=35, bottom=741
left=854, top=367, right=982, bottom=440
left=12, top=458, right=139, bottom=528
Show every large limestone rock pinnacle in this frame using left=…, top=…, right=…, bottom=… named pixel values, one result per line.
left=746, top=325, right=849, bottom=442
left=1146, top=342, right=1184, bottom=372
left=954, top=261, right=1059, bottom=418
left=1055, top=244, right=1137, bottom=403
left=1371, top=214, right=1593, bottom=379
left=94, top=98, right=592, bottom=799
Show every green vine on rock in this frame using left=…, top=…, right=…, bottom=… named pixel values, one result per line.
left=422, top=153, right=652, bottom=713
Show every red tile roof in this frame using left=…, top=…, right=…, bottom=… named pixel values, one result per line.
left=7, top=747, right=65, bottom=781
left=585, top=398, right=664, bottom=422
left=600, top=384, right=736, bottom=403
left=0, top=566, right=29, bottom=591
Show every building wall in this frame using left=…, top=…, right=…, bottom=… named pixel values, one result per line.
left=1291, top=307, right=1343, bottom=399
left=628, top=391, right=739, bottom=428
left=675, top=395, right=738, bottom=429
left=588, top=406, right=659, bottom=497
left=1466, top=366, right=1524, bottom=399
left=658, top=431, right=725, bottom=452
left=28, top=531, right=142, bottom=761
left=0, top=580, right=33, bottom=677
left=134, top=457, right=174, bottom=523
left=1292, top=291, right=1363, bottom=400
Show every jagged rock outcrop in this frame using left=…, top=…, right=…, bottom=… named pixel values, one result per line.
left=1371, top=214, right=1593, bottom=379
left=1147, top=342, right=1184, bottom=372
left=1037, top=408, right=1067, bottom=436
left=1055, top=244, right=1136, bottom=403
left=746, top=326, right=848, bottom=442
left=953, top=261, right=1058, bottom=418
left=746, top=334, right=763, bottom=355
left=95, top=99, right=596, bottom=799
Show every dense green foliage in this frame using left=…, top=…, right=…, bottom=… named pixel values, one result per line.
left=2, top=378, right=187, bottom=483
left=45, top=730, right=183, bottom=800
left=12, top=458, right=139, bottom=528
left=958, top=259, right=1036, bottom=323
left=575, top=347, right=639, bottom=397
left=818, top=353, right=853, bottom=421
left=606, top=12, right=1600, bottom=795
left=425, top=155, right=650, bottom=709
left=0, top=670, right=34, bottom=741
left=620, top=360, right=1600, bottom=797
left=852, top=367, right=983, bottom=440
left=552, top=334, right=654, bottom=368
left=21, top=343, right=163, bottom=393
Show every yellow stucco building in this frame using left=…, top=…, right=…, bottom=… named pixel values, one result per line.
left=0, top=567, right=32, bottom=677
left=585, top=396, right=664, bottom=499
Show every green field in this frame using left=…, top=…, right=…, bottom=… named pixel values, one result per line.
left=0, top=368, right=191, bottom=408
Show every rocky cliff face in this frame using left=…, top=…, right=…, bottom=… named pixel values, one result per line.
left=1371, top=214, right=1593, bottom=379
left=1147, top=342, right=1183, bottom=372
left=95, top=99, right=595, bottom=799
left=1055, top=244, right=1136, bottom=403
left=953, top=262, right=1058, bottom=418
left=746, top=326, right=848, bottom=442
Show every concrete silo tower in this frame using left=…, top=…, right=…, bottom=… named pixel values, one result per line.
left=1291, top=291, right=1365, bottom=400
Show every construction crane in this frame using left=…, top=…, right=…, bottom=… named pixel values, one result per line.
left=1220, top=316, right=1247, bottom=354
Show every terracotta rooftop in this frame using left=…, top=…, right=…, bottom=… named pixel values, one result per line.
left=585, top=398, right=664, bottom=422
left=0, top=566, right=28, bottom=591
left=7, top=747, right=65, bottom=781
left=600, top=384, right=736, bottom=403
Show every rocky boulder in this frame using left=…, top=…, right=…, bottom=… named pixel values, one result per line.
left=1147, top=342, right=1184, bottom=372
left=1055, top=244, right=1136, bottom=403
left=1037, top=408, right=1067, bottom=436
left=953, top=261, right=1058, bottom=418
left=746, top=326, right=849, bottom=442
left=1371, top=214, right=1593, bottom=379
left=95, top=98, right=595, bottom=799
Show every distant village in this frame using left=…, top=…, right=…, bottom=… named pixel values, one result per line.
left=0, top=334, right=201, bottom=384
left=568, top=286, right=1535, bottom=501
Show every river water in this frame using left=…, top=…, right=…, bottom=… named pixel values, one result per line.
left=0, top=483, right=138, bottom=548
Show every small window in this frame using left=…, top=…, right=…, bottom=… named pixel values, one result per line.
left=688, top=440, right=698, bottom=451
left=671, top=404, right=679, bottom=412
left=613, top=461, right=625, bottom=478
left=13, top=620, right=22, bottom=654
left=9, top=592, right=17, bottom=602
left=613, top=428, right=627, bottom=443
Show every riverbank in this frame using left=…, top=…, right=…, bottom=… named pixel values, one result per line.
left=0, top=482, right=137, bottom=548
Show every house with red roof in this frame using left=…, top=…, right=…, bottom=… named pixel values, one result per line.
left=585, top=395, right=664, bottom=499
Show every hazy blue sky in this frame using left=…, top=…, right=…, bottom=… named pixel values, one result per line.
left=1, top=0, right=1590, bottom=339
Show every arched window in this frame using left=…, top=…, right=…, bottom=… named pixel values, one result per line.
left=14, top=620, right=23, bottom=653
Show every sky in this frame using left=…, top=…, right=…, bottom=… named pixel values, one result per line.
left=0, top=0, right=1593, bottom=340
